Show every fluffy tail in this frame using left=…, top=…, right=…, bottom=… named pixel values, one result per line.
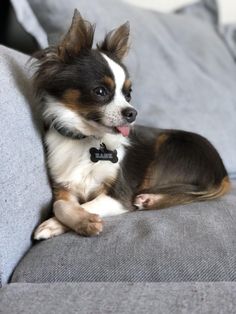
left=135, top=177, right=231, bottom=210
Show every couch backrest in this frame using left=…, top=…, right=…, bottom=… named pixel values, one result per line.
left=0, top=45, right=52, bottom=286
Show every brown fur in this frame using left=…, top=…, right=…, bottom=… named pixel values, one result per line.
left=135, top=176, right=231, bottom=210
left=53, top=185, right=77, bottom=202
left=54, top=200, right=103, bottom=236
left=58, top=9, right=95, bottom=60
left=97, top=22, right=130, bottom=60
left=139, top=164, right=155, bottom=191
left=139, top=133, right=169, bottom=191
left=155, top=133, right=169, bottom=149
left=52, top=186, right=103, bottom=236
left=123, top=79, right=132, bottom=90
left=62, top=89, right=81, bottom=109
left=61, top=88, right=103, bottom=122
left=103, top=76, right=115, bottom=90
left=192, top=176, right=231, bottom=200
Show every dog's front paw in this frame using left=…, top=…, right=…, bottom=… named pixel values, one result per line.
left=75, top=213, right=103, bottom=236
left=34, top=217, right=68, bottom=240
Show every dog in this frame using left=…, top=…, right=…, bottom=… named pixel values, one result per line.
left=34, top=9, right=230, bottom=240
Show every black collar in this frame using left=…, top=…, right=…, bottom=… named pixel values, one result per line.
left=53, top=125, right=87, bottom=140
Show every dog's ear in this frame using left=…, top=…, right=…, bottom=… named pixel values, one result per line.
left=58, top=9, right=95, bottom=59
left=97, top=22, right=130, bottom=60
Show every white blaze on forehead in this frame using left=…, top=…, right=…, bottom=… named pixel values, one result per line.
left=101, top=53, right=126, bottom=94
left=100, top=52, right=134, bottom=128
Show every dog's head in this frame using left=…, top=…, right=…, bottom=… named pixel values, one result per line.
left=34, top=9, right=137, bottom=138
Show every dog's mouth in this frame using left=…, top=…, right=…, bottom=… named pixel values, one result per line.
left=103, top=124, right=131, bottom=137
left=114, top=125, right=131, bottom=137
left=85, top=119, right=132, bottom=137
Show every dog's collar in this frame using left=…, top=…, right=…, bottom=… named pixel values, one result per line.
left=53, top=125, right=87, bottom=140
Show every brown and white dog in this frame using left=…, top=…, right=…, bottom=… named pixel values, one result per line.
left=34, top=10, right=230, bottom=240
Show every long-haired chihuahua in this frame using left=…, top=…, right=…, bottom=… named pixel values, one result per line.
left=34, top=10, right=230, bottom=240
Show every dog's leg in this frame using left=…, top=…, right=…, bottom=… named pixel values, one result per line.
left=52, top=186, right=104, bottom=236
left=134, top=193, right=201, bottom=210
left=82, top=194, right=128, bottom=217
left=54, top=200, right=103, bottom=236
left=34, top=217, right=69, bottom=240
left=34, top=187, right=104, bottom=239
left=54, top=194, right=127, bottom=237
left=134, top=177, right=230, bottom=210
left=134, top=194, right=164, bottom=210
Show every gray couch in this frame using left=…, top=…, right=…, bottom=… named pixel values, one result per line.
left=1, top=0, right=236, bottom=313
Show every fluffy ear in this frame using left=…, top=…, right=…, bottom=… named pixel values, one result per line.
left=97, top=22, right=130, bottom=60
left=58, top=9, right=95, bottom=59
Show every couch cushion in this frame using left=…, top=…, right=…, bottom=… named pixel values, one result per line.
left=1, top=282, right=236, bottom=314
left=11, top=182, right=236, bottom=283
left=0, top=45, right=52, bottom=286
left=11, top=0, right=236, bottom=175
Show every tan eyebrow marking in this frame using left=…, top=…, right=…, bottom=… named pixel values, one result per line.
left=103, top=76, right=115, bottom=90
left=123, top=79, right=132, bottom=90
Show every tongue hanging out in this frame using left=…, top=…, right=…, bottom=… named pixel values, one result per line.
left=116, top=126, right=130, bottom=137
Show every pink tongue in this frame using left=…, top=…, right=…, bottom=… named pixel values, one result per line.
left=116, top=126, right=130, bottom=137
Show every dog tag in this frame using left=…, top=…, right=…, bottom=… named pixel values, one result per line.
left=90, top=143, right=118, bottom=163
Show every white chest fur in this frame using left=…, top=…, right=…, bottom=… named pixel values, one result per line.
left=46, top=129, right=128, bottom=200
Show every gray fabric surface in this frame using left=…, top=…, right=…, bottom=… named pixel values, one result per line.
left=10, top=0, right=48, bottom=49
left=177, top=0, right=236, bottom=61
left=1, top=282, right=236, bottom=314
left=13, top=0, right=236, bottom=174
left=12, top=182, right=236, bottom=283
left=0, top=45, right=52, bottom=286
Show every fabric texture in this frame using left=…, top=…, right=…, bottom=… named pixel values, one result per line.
left=0, top=45, right=52, bottom=286
left=124, top=0, right=236, bottom=24
left=11, top=182, right=236, bottom=283
left=1, top=282, right=236, bottom=314
left=11, top=0, right=236, bottom=175
left=177, top=0, right=236, bottom=61
left=10, top=0, right=48, bottom=48
left=123, top=0, right=198, bottom=13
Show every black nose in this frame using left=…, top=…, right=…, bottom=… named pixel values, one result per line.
left=122, top=107, right=137, bottom=123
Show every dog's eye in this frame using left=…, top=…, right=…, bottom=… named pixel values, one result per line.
left=125, top=88, right=132, bottom=102
left=94, top=86, right=107, bottom=97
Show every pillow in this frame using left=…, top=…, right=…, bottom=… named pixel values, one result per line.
left=0, top=45, right=52, bottom=285
left=11, top=0, right=236, bottom=176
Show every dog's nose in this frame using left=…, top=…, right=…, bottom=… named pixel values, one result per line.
left=122, top=107, right=137, bottom=123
